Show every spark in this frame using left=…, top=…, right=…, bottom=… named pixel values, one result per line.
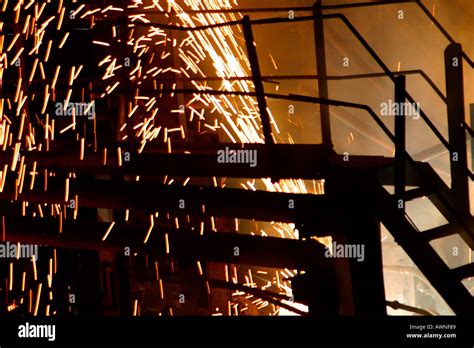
left=143, top=214, right=154, bottom=243
left=102, top=222, right=116, bottom=241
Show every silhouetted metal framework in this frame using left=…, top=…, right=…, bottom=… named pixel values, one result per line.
left=1, top=0, right=474, bottom=316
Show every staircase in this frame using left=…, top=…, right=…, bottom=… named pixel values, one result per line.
left=313, top=0, right=474, bottom=315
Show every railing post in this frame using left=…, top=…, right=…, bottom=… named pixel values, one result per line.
left=313, top=0, right=332, bottom=149
left=395, top=75, right=406, bottom=210
left=445, top=43, right=469, bottom=214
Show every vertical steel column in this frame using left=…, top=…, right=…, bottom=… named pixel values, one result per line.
left=241, top=16, right=274, bottom=146
left=395, top=75, right=406, bottom=209
left=470, top=104, right=474, bottom=172
left=349, top=194, right=386, bottom=316
left=445, top=43, right=469, bottom=214
left=313, top=0, right=332, bottom=148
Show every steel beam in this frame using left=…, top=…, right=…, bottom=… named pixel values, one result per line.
left=445, top=43, right=469, bottom=215
left=394, top=75, right=406, bottom=209
left=0, top=149, right=393, bottom=179
left=313, top=0, right=332, bottom=148
left=1, top=217, right=329, bottom=270
left=0, top=177, right=336, bottom=223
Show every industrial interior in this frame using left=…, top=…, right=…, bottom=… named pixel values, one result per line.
left=0, top=0, right=473, bottom=317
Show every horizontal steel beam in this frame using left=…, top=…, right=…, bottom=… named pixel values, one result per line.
left=0, top=144, right=394, bottom=179
left=2, top=217, right=329, bottom=270
left=0, top=177, right=336, bottom=223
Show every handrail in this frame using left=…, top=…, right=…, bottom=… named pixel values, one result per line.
left=415, top=0, right=473, bottom=67
left=2, top=69, right=447, bottom=103
left=321, top=0, right=474, bottom=67
left=132, top=15, right=452, bottom=149
left=116, top=0, right=474, bottom=67
left=128, top=2, right=474, bottom=137
left=326, top=70, right=447, bottom=103
left=131, top=13, right=473, bottom=176
left=463, top=122, right=474, bottom=138
left=322, top=0, right=415, bottom=10
left=248, top=14, right=459, bottom=168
